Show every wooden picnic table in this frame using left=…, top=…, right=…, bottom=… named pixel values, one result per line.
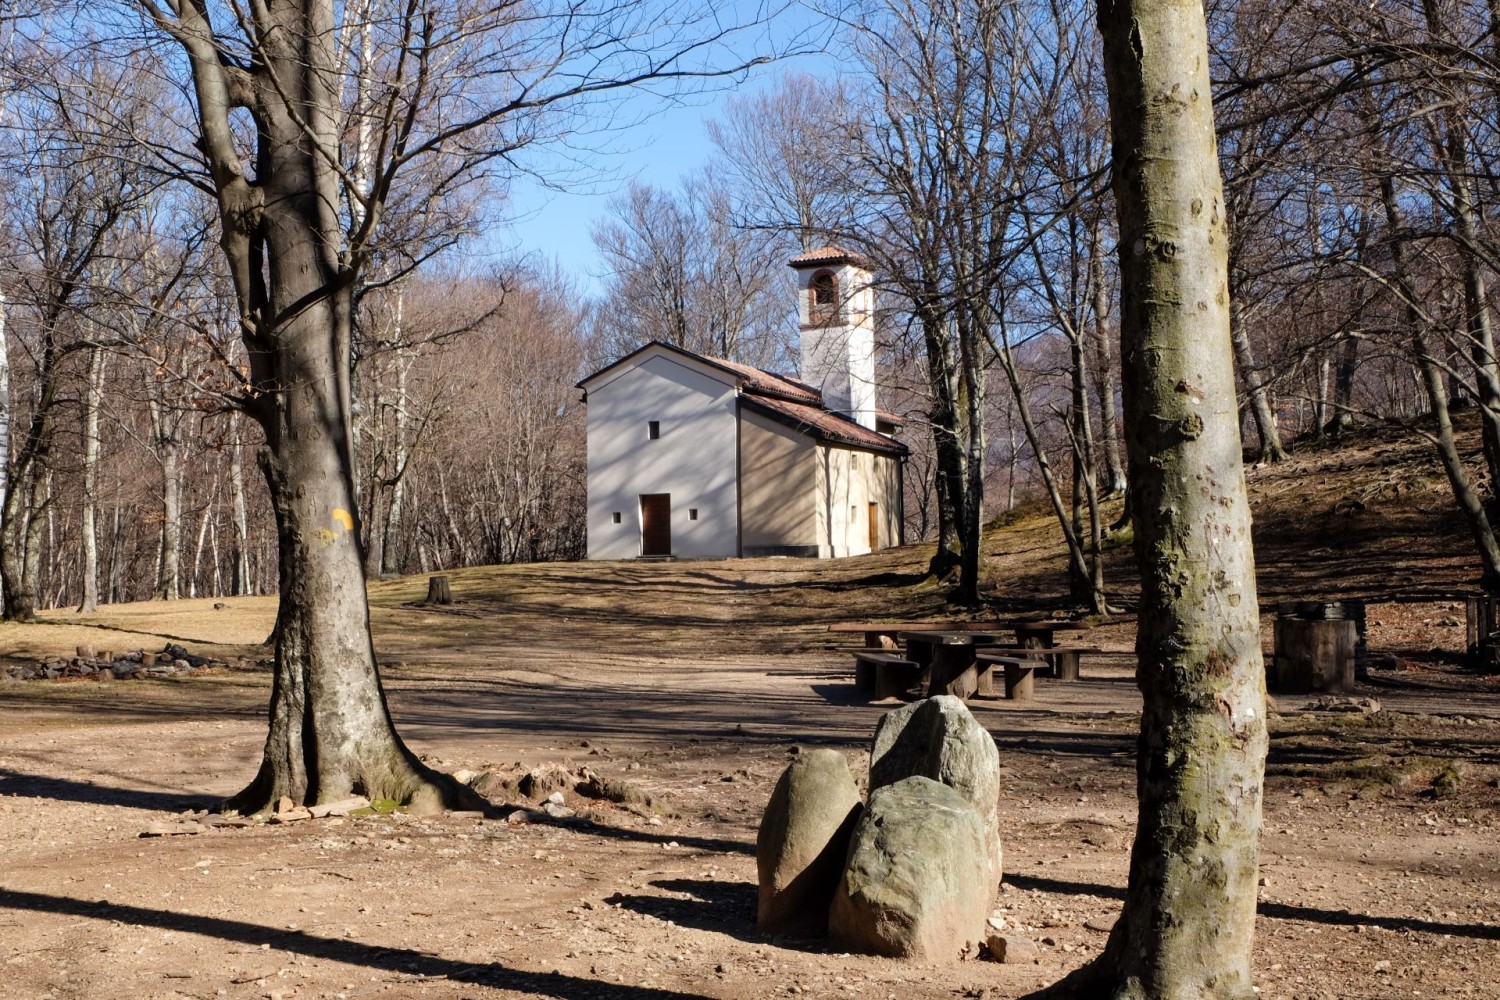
left=902, top=630, right=1000, bottom=699
left=828, top=621, right=1013, bottom=648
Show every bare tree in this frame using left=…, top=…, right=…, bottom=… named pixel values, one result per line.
left=114, top=0, right=791, bottom=813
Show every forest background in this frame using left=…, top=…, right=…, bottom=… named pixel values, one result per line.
left=2, top=0, right=1497, bottom=615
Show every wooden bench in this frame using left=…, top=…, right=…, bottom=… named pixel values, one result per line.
left=975, top=654, right=1045, bottom=701
left=851, top=650, right=922, bottom=700
left=975, top=645, right=1101, bottom=681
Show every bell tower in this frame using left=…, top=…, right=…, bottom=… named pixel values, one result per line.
left=789, top=246, right=876, bottom=429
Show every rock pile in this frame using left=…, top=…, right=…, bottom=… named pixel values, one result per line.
left=756, top=695, right=1003, bottom=961
left=1, top=643, right=234, bottom=682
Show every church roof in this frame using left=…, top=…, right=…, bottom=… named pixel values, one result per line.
left=701, top=356, right=822, bottom=405
left=788, top=245, right=868, bottom=269
left=740, top=394, right=907, bottom=456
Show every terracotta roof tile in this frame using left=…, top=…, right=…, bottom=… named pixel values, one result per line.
left=703, top=355, right=823, bottom=405
left=788, top=245, right=868, bottom=268
left=741, top=395, right=906, bottom=455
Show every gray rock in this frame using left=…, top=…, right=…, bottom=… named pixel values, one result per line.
left=829, top=775, right=991, bottom=960
left=756, top=748, right=862, bottom=934
left=870, top=695, right=1002, bottom=889
left=985, top=934, right=1039, bottom=963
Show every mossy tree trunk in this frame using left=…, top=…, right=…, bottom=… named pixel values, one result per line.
left=1034, top=0, right=1268, bottom=994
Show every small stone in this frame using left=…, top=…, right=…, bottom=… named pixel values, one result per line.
left=506, top=810, right=531, bottom=825
left=547, top=791, right=566, bottom=806
left=275, top=796, right=296, bottom=815
left=140, top=821, right=204, bottom=838
left=1374, top=960, right=1391, bottom=973
left=268, top=808, right=312, bottom=823
left=309, top=796, right=370, bottom=818
left=1083, top=919, right=1112, bottom=932
left=985, top=934, right=1038, bottom=964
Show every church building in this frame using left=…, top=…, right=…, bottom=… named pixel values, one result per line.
left=578, top=246, right=906, bottom=560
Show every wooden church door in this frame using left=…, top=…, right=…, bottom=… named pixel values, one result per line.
left=640, top=494, right=672, bottom=556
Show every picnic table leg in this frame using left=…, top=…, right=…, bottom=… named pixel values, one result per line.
left=1003, top=663, right=1035, bottom=701
left=975, top=661, right=997, bottom=697
left=1019, top=634, right=1055, bottom=678
left=927, top=645, right=978, bottom=700
left=1054, top=651, right=1081, bottom=682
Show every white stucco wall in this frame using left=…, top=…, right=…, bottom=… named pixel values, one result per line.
left=814, top=445, right=902, bottom=558
left=582, top=349, right=741, bottom=559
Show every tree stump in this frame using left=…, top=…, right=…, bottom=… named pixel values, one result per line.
left=426, top=575, right=452, bottom=605
left=1271, top=618, right=1356, bottom=693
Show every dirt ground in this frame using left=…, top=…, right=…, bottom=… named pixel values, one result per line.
left=4, top=437, right=1500, bottom=1000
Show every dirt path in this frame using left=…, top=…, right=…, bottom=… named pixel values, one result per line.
left=3, top=515, right=1500, bottom=1000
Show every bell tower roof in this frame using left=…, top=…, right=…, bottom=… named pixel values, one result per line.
left=788, top=245, right=869, bottom=269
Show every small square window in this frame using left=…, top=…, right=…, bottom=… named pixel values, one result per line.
left=612, top=512, right=622, bottom=524
left=648, top=420, right=660, bottom=440
left=689, top=508, right=699, bottom=520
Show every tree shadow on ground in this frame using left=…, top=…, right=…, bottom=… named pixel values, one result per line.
left=577, top=821, right=753, bottom=857
left=614, top=878, right=774, bottom=946
left=0, top=887, right=714, bottom=1000
left=0, top=769, right=211, bottom=813
left=1004, top=873, right=1500, bottom=940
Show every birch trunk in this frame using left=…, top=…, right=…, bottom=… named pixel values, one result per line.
left=78, top=346, right=105, bottom=612
left=1038, top=0, right=1267, bottom=992
left=229, top=413, right=252, bottom=596
left=1089, top=222, right=1127, bottom=496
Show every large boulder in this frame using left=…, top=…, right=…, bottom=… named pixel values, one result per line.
left=829, top=775, right=990, bottom=960
left=869, top=695, right=1002, bottom=889
left=756, top=748, right=863, bottom=934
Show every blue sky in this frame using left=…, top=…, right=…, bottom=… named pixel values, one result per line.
left=486, top=6, right=840, bottom=296
left=496, top=95, right=733, bottom=293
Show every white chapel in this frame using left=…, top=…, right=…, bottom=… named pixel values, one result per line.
left=578, top=246, right=907, bottom=560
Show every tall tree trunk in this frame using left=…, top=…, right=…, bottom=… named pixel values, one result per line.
left=1332, top=333, right=1358, bottom=431
left=0, top=279, right=9, bottom=614
left=381, top=341, right=411, bottom=576
left=1230, top=300, right=1286, bottom=462
left=155, top=427, right=182, bottom=601
left=21, top=468, right=46, bottom=614
left=179, top=0, right=473, bottom=814
left=78, top=346, right=105, bottom=612
left=955, top=310, right=986, bottom=605
left=229, top=413, right=253, bottom=596
left=1037, top=0, right=1267, bottom=993
left=1089, top=220, right=1127, bottom=497
left=920, top=311, right=965, bottom=581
